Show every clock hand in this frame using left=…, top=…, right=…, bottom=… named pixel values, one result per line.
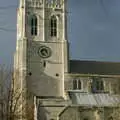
left=42, top=50, right=47, bottom=56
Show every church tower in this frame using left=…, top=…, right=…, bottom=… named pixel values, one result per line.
left=14, top=1, right=120, bottom=120
left=14, top=0, right=69, bottom=104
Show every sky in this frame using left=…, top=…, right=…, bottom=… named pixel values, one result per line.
left=0, top=0, right=120, bottom=65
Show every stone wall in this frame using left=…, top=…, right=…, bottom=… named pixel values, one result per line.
left=64, top=74, right=120, bottom=94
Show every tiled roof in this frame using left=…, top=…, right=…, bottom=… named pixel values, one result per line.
left=69, top=91, right=120, bottom=107
left=70, top=60, right=120, bottom=75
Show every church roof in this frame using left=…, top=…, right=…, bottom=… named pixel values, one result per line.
left=69, top=91, right=120, bottom=107
left=69, top=60, right=120, bottom=75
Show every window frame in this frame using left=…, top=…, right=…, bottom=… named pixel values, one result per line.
left=50, top=15, right=57, bottom=37
left=31, top=15, right=38, bottom=36
left=73, top=79, right=82, bottom=90
left=92, top=77, right=104, bottom=93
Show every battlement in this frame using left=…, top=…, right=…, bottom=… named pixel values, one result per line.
left=27, top=0, right=64, bottom=9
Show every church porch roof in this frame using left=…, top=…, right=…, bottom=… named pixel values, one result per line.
left=68, top=91, right=120, bottom=107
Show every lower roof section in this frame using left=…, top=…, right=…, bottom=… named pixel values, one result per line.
left=70, top=60, right=120, bottom=75
left=68, top=91, right=120, bottom=107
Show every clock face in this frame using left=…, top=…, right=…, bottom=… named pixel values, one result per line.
left=38, top=46, right=52, bottom=58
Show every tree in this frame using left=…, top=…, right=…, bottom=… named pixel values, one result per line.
left=0, top=65, right=11, bottom=120
left=0, top=65, right=35, bottom=120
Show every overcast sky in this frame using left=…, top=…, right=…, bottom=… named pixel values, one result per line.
left=0, top=0, right=120, bottom=65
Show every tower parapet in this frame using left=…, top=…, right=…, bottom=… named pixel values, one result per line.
left=26, top=0, right=64, bottom=9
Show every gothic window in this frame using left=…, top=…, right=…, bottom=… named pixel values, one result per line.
left=50, top=15, right=57, bottom=37
left=31, top=15, right=37, bottom=35
left=73, top=79, right=77, bottom=89
left=73, top=79, right=82, bottom=90
left=78, top=79, right=81, bottom=89
left=92, top=77, right=104, bottom=93
left=96, top=80, right=104, bottom=91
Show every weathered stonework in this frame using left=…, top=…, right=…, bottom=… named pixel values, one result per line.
left=14, top=0, right=120, bottom=120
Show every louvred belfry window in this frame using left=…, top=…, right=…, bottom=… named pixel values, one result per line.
left=50, top=15, right=57, bottom=37
left=31, top=15, right=37, bottom=36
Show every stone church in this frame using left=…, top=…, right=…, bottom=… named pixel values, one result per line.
left=14, top=0, right=120, bottom=120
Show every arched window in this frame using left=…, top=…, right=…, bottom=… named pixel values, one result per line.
left=50, top=15, right=57, bottom=37
left=96, top=80, right=104, bottom=91
left=92, top=77, right=104, bottom=93
left=73, top=79, right=82, bottom=90
left=78, top=80, right=81, bottom=89
left=31, top=15, right=37, bottom=35
left=73, top=79, right=77, bottom=89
